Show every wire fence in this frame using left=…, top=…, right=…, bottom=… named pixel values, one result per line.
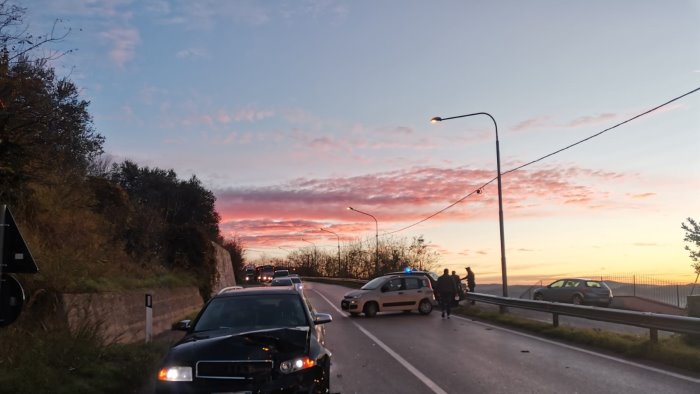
left=518, top=274, right=697, bottom=309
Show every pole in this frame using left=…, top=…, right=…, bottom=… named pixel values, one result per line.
left=431, top=113, right=508, bottom=307
left=348, top=207, right=379, bottom=276
left=321, top=228, right=342, bottom=277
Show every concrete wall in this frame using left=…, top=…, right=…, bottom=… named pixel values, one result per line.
left=58, top=242, right=236, bottom=344
left=61, top=287, right=203, bottom=344
left=210, top=241, right=236, bottom=296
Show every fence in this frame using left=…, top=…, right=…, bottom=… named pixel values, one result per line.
left=518, top=274, right=696, bottom=309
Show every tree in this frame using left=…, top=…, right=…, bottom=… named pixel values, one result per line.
left=681, top=218, right=700, bottom=294
left=682, top=218, right=700, bottom=273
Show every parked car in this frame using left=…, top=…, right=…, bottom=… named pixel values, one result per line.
left=156, top=287, right=332, bottom=393
left=340, top=273, right=434, bottom=317
left=533, top=278, right=613, bottom=307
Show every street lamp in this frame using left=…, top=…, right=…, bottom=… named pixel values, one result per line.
left=279, top=246, right=291, bottom=270
left=347, top=206, right=379, bottom=276
left=301, top=238, right=317, bottom=271
left=320, top=227, right=342, bottom=276
left=431, top=112, right=509, bottom=301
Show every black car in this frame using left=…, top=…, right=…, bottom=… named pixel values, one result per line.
left=156, top=287, right=332, bottom=393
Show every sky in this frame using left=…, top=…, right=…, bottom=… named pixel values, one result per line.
left=24, top=0, right=700, bottom=284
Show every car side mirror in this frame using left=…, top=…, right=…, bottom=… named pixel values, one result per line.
left=172, top=319, right=191, bottom=331
left=313, top=313, right=332, bottom=325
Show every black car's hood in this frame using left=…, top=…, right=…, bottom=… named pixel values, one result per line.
left=165, top=327, right=310, bottom=363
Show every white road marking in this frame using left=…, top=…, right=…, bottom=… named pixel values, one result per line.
left=450, top=314, right=700, bottom=384
left=312, top=289, right=449, bottom=394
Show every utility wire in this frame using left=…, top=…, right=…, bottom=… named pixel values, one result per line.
left=383, top=86, right=700, bottom=236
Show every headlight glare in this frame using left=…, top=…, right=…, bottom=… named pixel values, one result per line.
left=280, top=356, right=315, bottom=374
left=158, top=366, right=193, bottom=382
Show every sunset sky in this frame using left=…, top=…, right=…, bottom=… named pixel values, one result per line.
left=28, top=1, right=699, bottom=284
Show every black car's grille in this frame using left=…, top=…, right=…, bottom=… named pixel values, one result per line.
left=196, top=360, right=273, bottom=380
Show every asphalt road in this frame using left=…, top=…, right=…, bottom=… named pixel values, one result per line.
left=303, top=282, right=700, bottom=394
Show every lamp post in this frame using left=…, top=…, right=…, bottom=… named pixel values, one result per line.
left=279, top=246, right=291, bottom=270
left=431, top=112, right=509, bottom=302
left=320, top=227, right=342, bottom=277
left=301, top=238, right=317, bottom=273
left=347, top=207, right=379, bottom=276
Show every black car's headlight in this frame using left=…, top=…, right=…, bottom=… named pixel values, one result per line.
left=158, top=366, right=193, bottom=382
left=279, top=356, right=316, bottom=374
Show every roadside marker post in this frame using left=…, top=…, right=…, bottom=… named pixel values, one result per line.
left=145, top=294, right=153, bottom=343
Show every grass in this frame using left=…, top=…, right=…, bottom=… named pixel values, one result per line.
left=0, top=312, right=169, bottom=394
left=453, top=305, right=700, bottom=373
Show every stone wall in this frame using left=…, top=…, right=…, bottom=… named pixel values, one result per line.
left=210, top=241, right=236, bottom=296
left=58, top=242, right=236, bottom=344
left=61, top=287, right=203, bottom=344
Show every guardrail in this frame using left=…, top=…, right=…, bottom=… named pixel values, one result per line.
left=303, top=276, right=700, bottom=342
left=466, top=292, right=700, bottom=342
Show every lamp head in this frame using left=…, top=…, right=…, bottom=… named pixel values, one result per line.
left=347, top=206, right=353, bottom=211
left=430, top=117, right=442, bottom=124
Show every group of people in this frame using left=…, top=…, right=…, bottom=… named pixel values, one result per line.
left=436, top=267, right=475, bottom=319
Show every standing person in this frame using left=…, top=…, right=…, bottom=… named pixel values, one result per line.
left=437, top=268, right=458, bottom=319
left=465, top=267, right=476, bottom=304
left=451, top=270, right=463, bottom=305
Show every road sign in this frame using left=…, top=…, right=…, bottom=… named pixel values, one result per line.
left=0, top=274, right=25, bottom=327
left=0, top=205, right=39, bottom=274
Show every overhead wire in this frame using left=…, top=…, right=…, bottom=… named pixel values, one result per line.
left=382, top=86, right=700, bottom=237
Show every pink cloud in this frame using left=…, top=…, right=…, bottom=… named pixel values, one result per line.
left=216, top=164, right=633, bottom=249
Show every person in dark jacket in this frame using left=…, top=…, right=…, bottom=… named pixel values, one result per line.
left=465, top=267, right=476, bottom=304
left=451, top=270, right=464, bottom=306
left=436, top=268, right=458, bottom=318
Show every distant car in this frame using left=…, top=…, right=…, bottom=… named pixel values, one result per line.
left=156, top=287, right=332, bottom=393
left=533, top=278, right=613, bottom=307
left=289, top=276, right=303, bottom=292
left=341, top=273, right=434, bottom=317
left=243, top=267, right=255, bottom=283
left=259, top=266, right=275, bottom=282
left=217, top=285, right=243, bottom=295
left=271, top=277, right=294, bottom=287
left=274, top=269, right=290, bottom=278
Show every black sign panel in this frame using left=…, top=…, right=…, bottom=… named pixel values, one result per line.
left=0, top=274, right=25, bottom=327
left=1, top=205, right=39, bottom=273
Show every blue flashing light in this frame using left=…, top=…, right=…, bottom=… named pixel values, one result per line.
left=404, top=267, right=412, bottom=273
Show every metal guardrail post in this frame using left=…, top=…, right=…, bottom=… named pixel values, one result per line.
left=552, top=313, right=559, bottom=327
left=650, top=328, right=658, bottom=343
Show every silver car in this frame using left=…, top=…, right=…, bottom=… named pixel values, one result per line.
left=340, top=273, right=435, bottom=317
left=533, top=278, right=613, bottom=307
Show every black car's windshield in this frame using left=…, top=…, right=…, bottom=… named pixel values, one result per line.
left=361, top=277, right=386, bottom=290
left=193, top=294, right=309, bottom=333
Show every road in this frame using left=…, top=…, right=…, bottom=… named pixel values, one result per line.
left=303, top=282, right=699, bottom=394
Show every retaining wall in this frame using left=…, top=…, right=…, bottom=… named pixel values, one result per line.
left=61, top=287, right=203, bottom=344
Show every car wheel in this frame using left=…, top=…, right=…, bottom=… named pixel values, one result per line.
left=418, top=299, right=433, bottom=315
left=534, top=293, right=544, bottom=301
left=364, top=302, right=378, bottom=317
left=572, top=294, right=583, bottom=305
